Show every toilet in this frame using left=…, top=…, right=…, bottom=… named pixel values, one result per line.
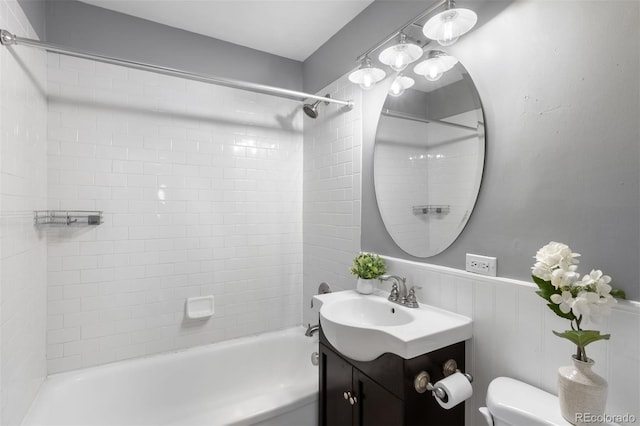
left=480, top=377, right=570, bottom=426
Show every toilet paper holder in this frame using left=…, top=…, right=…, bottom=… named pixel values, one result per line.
left=413, top=359, right=473, bottom=398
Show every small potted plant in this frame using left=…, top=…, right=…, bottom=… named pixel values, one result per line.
left=350, top=252, right=387, bottom=294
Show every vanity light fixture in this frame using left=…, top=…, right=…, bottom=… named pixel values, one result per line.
left=378, top=33, right=423, bottom=72
left=389, top=75, right=415, bottom=97
left=422, top=0, right=477, bottom=46
left=414, top=50, right=459, bottom=82
left=348, top=0, right=477, bottom=93
left=348, top=56, right=386, bottom=90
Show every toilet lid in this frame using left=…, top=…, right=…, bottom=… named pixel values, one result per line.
left=486, top=377, right=570, bottom=426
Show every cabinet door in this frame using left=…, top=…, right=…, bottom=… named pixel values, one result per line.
left=320, top=344, right=354, bottom=426
left=353, top=370, right=403, bottom=426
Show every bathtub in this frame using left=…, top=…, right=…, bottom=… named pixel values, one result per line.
left=23, top=327, right=319, bottom=426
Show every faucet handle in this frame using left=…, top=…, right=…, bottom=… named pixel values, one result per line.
left=405, top=287, right=420, bottom=308
left=388, top=283, right=399, bottom=302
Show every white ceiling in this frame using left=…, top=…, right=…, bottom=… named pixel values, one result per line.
left=77, top=0, right=374, bottom=61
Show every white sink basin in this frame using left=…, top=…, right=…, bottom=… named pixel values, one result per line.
left=313, top=290, right=472, bottom=362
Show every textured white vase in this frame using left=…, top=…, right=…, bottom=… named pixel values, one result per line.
left=356, top=278, right=376, bottom=294
left=558, top=356, right=608, bottom=425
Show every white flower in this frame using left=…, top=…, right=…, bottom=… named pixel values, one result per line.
left=531, top=261, right=552, bottom=281
left=534, top=241, right=580, bottom=270
left=596, top=280, right=612, bottom=297
left=588, top=294, right=617, bottom=323
left=578, top=270, right=613, bottom=295
left=550, top=265, right=579, bottom=289
left=571, top=291, right=600, bottom=322
left=550, top=290, right=574, bottom=314
left=579, top=269, right=609, bottom=285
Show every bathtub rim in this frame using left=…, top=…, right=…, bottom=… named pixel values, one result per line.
left=46, top=325, right=314, bottom=381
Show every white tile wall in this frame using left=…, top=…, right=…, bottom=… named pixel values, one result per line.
left=0, top=1, right=48, bottom=424
left=46, top=54, right=303, bottom=373
left=382, top=256, right=640, bottom=425
left=302, top=76, right=362, bottom=326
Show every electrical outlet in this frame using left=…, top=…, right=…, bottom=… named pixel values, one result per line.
left=466, top=254, right=497, bottom=276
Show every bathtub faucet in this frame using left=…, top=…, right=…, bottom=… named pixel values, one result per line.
left=305, top=323, right=320, bottom=337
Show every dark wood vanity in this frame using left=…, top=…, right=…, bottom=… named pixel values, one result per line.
left=318, top=328, right=466, bottom=426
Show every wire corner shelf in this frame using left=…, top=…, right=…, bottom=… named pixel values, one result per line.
left=34, top=210, right=103, bottom=226
left=412, top=205, right=450, bottom=215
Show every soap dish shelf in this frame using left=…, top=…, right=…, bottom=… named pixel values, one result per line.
left=34, top=210, right=103, bottom=226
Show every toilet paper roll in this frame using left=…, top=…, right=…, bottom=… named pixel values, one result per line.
left=433, top=372, right=473, bottom=409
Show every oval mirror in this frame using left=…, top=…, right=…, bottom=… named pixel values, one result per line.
left=373, top=60, right=485, bottom=257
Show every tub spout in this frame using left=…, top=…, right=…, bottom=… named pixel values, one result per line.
left=305, top=323, right=320, bottom=337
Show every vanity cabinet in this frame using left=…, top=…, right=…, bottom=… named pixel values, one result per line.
left=319, top=329, right=465, bottom=426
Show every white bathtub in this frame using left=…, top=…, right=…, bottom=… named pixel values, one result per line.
left=23, top=327, right=319, bottom=426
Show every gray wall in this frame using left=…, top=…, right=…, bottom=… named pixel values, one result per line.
left=17, top=0, right=45, bottom=38
left=45, top=0, right=302, bottom=90
left=360, top=1, right=640, bottom=300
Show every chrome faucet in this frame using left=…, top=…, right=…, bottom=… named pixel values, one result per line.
left=305, top=323, right=320, bottom=337
left=379, top=275, right=419, bottom=308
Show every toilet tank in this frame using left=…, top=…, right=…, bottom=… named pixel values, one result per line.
left=485, top=377, right=570, bottom=426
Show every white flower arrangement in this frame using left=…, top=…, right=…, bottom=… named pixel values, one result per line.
left=531, top=241, right=626, bottom=362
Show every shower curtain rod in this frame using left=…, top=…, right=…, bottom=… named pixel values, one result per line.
left=382, top=109, right=480, bottom=132
left=0, top=29, right=354, bottom=109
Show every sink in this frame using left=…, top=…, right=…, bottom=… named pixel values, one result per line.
left=313, top=290, right=472, bottom=362
left=323, top=296, right=413, bottom=327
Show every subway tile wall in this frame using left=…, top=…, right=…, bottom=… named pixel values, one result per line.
left=302, top=76, right=362, bottom=327
left=46, top=54, right=303, bottom=373
left=0, top=0, right=48, bottom=424
left=382, top=256, right=640, bottom=426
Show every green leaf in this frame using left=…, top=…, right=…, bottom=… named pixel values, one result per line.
left=546, top=302, right=576, bottom=321
left=552, top=329, right=610, bottom=348
left=532, top=275, right=556, bottom=300
left=610, top=288, right=626, bottom=299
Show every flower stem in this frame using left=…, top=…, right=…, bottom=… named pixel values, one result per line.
left=574, top=317, right=587, bottom=361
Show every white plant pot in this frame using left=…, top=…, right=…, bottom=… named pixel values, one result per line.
left=356, top=278, right=376, bottom=294
left=558, top=355, right=608, bottom=425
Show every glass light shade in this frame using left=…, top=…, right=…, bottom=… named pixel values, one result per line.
left=414, top=58, right=444, bottom=81
left=438, top=53, right=459, bottom=72
left=423, top=7, right=477, bottom=46
left=388, top=75, right=415, bottom=97
left=379, top=42, right=423, bottom=72
left=413, top=50, right=459, bottom=82
left=349, top=59, right=386, bottom=90
left=428, top=50, right=459, bottom=72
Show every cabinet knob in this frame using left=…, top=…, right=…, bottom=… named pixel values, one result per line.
left=414, top=371, right=430, bottom=393
left=343, top=391, right=358, bottom=405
